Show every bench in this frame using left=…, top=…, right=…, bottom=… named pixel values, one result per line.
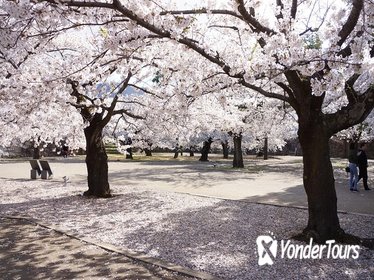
left=29, top=160, right=42, bottom=179
left=39, top=160, right=53, bottom=179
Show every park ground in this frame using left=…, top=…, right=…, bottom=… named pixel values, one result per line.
left=0, top=154, right=373, bottom=279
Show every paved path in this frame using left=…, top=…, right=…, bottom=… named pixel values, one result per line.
left=0, top=155, right=373, bottom=215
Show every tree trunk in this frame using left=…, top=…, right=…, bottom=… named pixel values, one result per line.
left=33, top=147, right=41, bottom=159
left=199, top=138, right=212, bottom=161
left=298, top=124, right=342, bottom=242
left=126, top=147, right=133, bottom=159
left=222, top=140, right=229, bottom=159
left=145, top=148, right=152, bottom=156
left=174, top=151, right=179, bottom=158
left=84, top=124, right=111, bottom=198
left=189, top=146, right=194, bottom=157
left=233, top=134, right=244, bottom=168
left=263, top=136, right=268, bottom=160
left=344, top=139, right=349, bottom=158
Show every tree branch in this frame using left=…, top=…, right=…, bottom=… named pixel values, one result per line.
left=28, top=19, right=129, bottom=38
left=54, top=0, right=289, bottom=106
left=239, top=78, right=291, bottom=104
left=127, top=84, right=163, bottom=99
left=337, top=0, right=363, bottom=46
left=276, top=81, right=298, bottom=109
left=112, top=108, right=145, bottom=120
left=276, top=0, right=284, bottom=19
left=100, top=71, right=132, bottom=127
left=67, top=79, right=93, bottom=122
left=235, top=0, right=275, bottom=35
left=159, top=8, right=243, bottom=20
left=344, top=74, right=360, bottom=104
left=291, top=0, right=298, bottom=19
left=325, top=87, right=374, bottom=136
left=44, top=0, right=114, bottom=9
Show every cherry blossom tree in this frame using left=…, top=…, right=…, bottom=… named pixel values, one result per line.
left=28, top=0, right=374, bottom=243
left=0, top=3, right=165, bottom=197
left=2, top=0, right=374, bottom=243
left=0, top=13, right=86, bottom=152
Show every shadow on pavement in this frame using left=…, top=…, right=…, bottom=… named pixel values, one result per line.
left=0, top=217, right=191, bottom=280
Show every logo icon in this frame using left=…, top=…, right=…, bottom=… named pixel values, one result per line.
left=256, top=233, right=360, bottom=266
left=256, top=234, right=278, bottom=266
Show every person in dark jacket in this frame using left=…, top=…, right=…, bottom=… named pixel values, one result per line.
left=357, top=143, right=370, bottom=190
left=348, top=143, right=359, bottom=192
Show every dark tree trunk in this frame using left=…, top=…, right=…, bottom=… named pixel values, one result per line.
left=222, top=140, right=229, bottom=159
left=33, top=147, right=41, bottom=159
left=145, top=148, right=152, bottom=156
left=189, top=146, right=194, bottom=157
left=68, top=76, right=133, bottom=199
left=199, top=138, right=212, bottom=161
left=84, top=121, right=111, bottom=198
left=263, top=136, right=268, bottom=160
left=233, top=134, right=244, bottom=168
left=283, top=72, right=374, bottom=244
left=126, top=147, right=133, bottom=159
left=298, top=123, right=342, bottom=242
left=174, top=141, right=179, bottom=158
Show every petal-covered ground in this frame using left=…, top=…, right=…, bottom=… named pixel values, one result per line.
left=0, top=178, right=372, bottom=279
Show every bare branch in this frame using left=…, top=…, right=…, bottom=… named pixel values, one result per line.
left=276, top=0, right=284, bottom=19
left=100, top=71, right=133, bottom=127
left=159, top=8, right=243, bottom=20
left=116, top=100, right=145, bottom=106
left=344, top=74, right=360, bottom=104
left=235, top=0, right=275, bottom=35
left=67, top=79, right=93, bottom=122
left=43, top=0, right=114, bottom=9
left=127, top=84, right=163, bottom=99
left=291, top=0, right=298, bottom=19
left=47, top=49, right=109, bottom=82
left=112, top=108, right=145, bottom=119
left=239, top=78, right=291, bottom=104
left=325, top=86, right=374, bottom=136
left=208, top=25, right=238, bottom=31
left=337, top=0, right=363, bottom=46
left=276, top=81, right=298, bottom=108
left=27, top=19, right=129, bottom=38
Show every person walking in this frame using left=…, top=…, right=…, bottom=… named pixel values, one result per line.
left=348, top=143, right=359, bottom=192
left=357, top=143, right=371, bottom=190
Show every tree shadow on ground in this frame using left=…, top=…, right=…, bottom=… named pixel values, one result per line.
left=1, top=159, right=373, bottom=278
left=239, top=184, right=307, bottom=208
left=108, top=163, right=258, bottom=190
left=0, top=217, right=191, bottom=280
left=112, top=197, right=373, bottom=279
left=1, top=190, right=372, bottom=280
